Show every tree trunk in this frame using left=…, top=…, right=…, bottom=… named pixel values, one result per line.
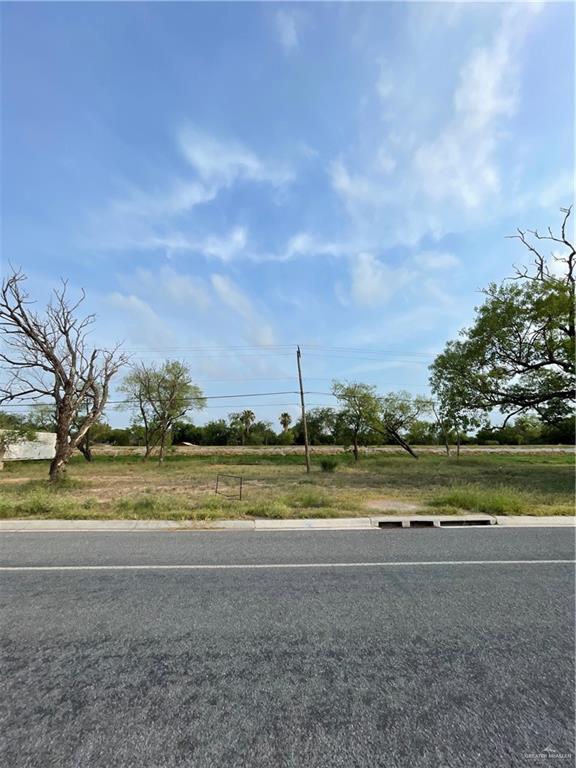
left=158, top=430, right=167, bottom=464
left=77, top=438, right=92, bottom=462
left=353, top=432, right=359, bottom=462
left=49, top=438, right=71, bottom=482
left=49, top=409, right=73, bottom=482
left=456, top=432, right=461, bottom=460
left=432, top=405, right=450, bottom=457
left=387, top=428, right=419, bottom=459
left=76, top=427, right=93, bottom=462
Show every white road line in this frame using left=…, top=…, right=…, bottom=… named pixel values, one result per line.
left=0, top=559, right=574, bottom=572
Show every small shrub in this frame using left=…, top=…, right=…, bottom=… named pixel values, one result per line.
left=291, top=490, right=332, bottom=509
left=245, top=501, right=291, bottom=518
left=320, top=458, right=338, bottom=473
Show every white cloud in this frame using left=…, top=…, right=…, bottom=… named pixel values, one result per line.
left=200, top=228, right=249, bottom=261
left=110, top=180, right=216, bottom=219
left=91, top=128, right=292, bottom=257
left=414, top=251, right=459, bottom=270
left=330, top=4, right=543, bottom=246
left=350, top=253, right=414, bottom=306
left=210, top=274, right=276, bottom=346
left=178, top=126, right=293, bottom=188
left=107, top=292, right=159, bottom=321
left=275, top=10, right=299, bottom=53
left=330, top=159, right=390, bottom=207
left=129, top=267, right=212, bottom=308
left=538, top=172, right=574, bottom=209
left=251, top=324, right=276, bottom=347
left=284, top=232, right=350, bottom=260
left=376, top=60, right=394, bottom=104
left=376, top=148, right=396, bottom=175
left=413, top=4, right=540, bottom=210
left=102, top=226, right=249, bottom=262
left=152, top=227, right=248, bottom=261
left=210, top=274, right=254, bottom=319
left=106, top=293, right=175, bottom=348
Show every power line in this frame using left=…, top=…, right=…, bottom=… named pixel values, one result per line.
left=0, top=390, right=335, bottom=408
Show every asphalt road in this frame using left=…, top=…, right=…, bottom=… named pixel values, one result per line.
left=1, top=529, right=574, bottom=768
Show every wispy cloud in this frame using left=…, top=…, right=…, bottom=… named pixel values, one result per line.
left=341, top=249, right=460, bottom=309
left=110, top=180, right=217, bottom=219
left=350, top=253, right=415, bottom=307
left=106, top=292, right=176, bottom=348
left=139, top=227, right=249, bottom=261
left=275, top=10, right=299, bottom=53
left=124, top=266, right=212, bottom=308
left=330, top=4, right=543, bottom=246
left=414, top=252, right=459, bottom=271
left=284, top=232, right=351, bottom=260
left=89, top=127, right=292, bottom=256
left=412, top=6, right=533, bottom=210
left=537, top=172, right=574, bottom=209
left=210, top=274, right=276, bottom=346
left=178, top=125, right=293, bottom=188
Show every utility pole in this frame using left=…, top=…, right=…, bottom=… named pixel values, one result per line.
left=296, top=346, right=311, bottom=473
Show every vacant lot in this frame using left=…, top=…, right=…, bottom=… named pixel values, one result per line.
left=0, top=447, right=573, bottom=519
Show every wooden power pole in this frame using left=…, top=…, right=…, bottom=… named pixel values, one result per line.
left=296, top=346, right=311, bottom=473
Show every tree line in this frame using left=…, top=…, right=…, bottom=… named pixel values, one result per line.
left=0, top=207, right=573, bottom=480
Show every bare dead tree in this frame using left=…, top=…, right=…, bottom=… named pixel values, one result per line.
left=0, top=270, right=128, bottom=481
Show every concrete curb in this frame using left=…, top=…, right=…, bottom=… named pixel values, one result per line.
left=493, top=516, right=576, bottom=527
left=0, top=515, right=573, bottom=532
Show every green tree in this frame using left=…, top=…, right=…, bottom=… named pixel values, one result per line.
left=26, top=404, right=57, bottom=432
left=247, top=420, right=276, bottom=446
left=107, top=428, right=132, bottom=447
left=229, top=410, right=256, bottom=446
left=330, top=385, right=429, bottom=458
left=430, top=207, right=575, bottom=423
left=406, top=419, right=441, bottom=446
left=279, top=412, right=292, bottom=432
left=293, top=408, right=337, bottom=445
left=120, top=361, right=205, bottom=462
left=371, top=392, right=430, bottom=459
left=0, top=411, right=36, bottom=468
left=171, top=421, right=204, bottom=445
left=202, top=419, right=231, bottom=446
left=331, top=381, right=381, bottom=461
left=513, top=414, right=544, bottom=444
left=429, top=349, right=487, bottom=458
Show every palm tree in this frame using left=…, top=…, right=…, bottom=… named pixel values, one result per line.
left=240, top=410, right=255, bottom=446
left=279, top=412, right=292, bottom=432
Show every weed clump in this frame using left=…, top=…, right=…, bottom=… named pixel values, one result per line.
left=428, top=485, right=524, bottom=515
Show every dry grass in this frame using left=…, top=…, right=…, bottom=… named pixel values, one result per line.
left=0, top=448, right=573, bottom=519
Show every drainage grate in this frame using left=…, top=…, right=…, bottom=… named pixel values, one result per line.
left=439, top=518, right=493, bottom=526
left=377, top=521, right=404, bottom=528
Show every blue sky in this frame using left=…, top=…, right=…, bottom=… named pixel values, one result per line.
left=1, top=1, right=574, bottom=428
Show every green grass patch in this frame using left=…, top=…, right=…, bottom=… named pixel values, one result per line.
left=428, top=486, right=573, bottom=515
left=1, top=449, right=572, bottom=519
left=429, top=485, right=529, bottom=515
left=0, top=492, right=80, bottom=519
